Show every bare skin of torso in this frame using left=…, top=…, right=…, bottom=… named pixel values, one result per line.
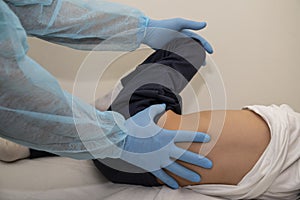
left=157, top=109, right=271, bottom=186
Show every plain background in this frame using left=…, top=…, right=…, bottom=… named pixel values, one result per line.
left=27, top=0, right=300, bottom=112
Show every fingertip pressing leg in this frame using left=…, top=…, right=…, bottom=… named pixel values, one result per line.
left=152, top=169, right=179, bottom=189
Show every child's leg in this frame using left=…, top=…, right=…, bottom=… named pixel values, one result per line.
left=94, top=37, right=206, bottom=186
left=95, top=37, right=206, bottom=112
left=110, top=37, right=206, bottom=118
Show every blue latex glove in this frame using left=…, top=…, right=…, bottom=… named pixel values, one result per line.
left=143, top=18, right=213, bottom=53
left=121, top=104, right=212, bottom=189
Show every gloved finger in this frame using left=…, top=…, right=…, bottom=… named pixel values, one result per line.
left=147, top=104, right=167, bottom=119
left=181, top=30, right=213, bottom=54
left=166, top=129, right=210, bottom=143
left=151, top=169, right=179, bottom=189
left=164, top=162, right=201, bottom=183
left=175, top=18, right=207, bottom=31
left=170, top=146, right=213, bottom=169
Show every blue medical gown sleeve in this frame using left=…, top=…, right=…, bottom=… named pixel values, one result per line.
left=5, top=0, right=148, bottom=51
left=0, top=0, right=128, bottom=159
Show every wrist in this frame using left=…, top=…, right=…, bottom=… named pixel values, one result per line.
left=146, top=18, right=157, bottom=28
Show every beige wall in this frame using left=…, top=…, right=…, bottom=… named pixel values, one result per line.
left=28, top=0, right=300, bottom=112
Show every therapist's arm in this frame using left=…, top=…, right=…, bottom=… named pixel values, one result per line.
left=6, top=0, right=148, bottom=51
left=6, top=0, right=213, bottom=53
left=0, top=0, right=128, bottom=160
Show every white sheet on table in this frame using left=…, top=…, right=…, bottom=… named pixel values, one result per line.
left=0, top=157, right=223, bottom=200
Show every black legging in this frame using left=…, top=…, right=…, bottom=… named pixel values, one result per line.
left=30, top=37, right=206, bottom=187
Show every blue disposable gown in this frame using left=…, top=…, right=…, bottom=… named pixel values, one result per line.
left=0, top=0, right=148, bottom=159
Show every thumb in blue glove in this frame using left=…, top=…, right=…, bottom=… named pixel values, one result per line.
left=142, top=18, right=213, bottom=53
left=120, top=104, right=212, bottom=189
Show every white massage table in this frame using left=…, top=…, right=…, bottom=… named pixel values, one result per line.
left=0, top=157, right=224, bottom=200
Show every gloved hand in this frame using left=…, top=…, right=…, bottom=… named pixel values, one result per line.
left=142, top=18, right=213, bottom=53
left=121, top=104, right=212, bottom=189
